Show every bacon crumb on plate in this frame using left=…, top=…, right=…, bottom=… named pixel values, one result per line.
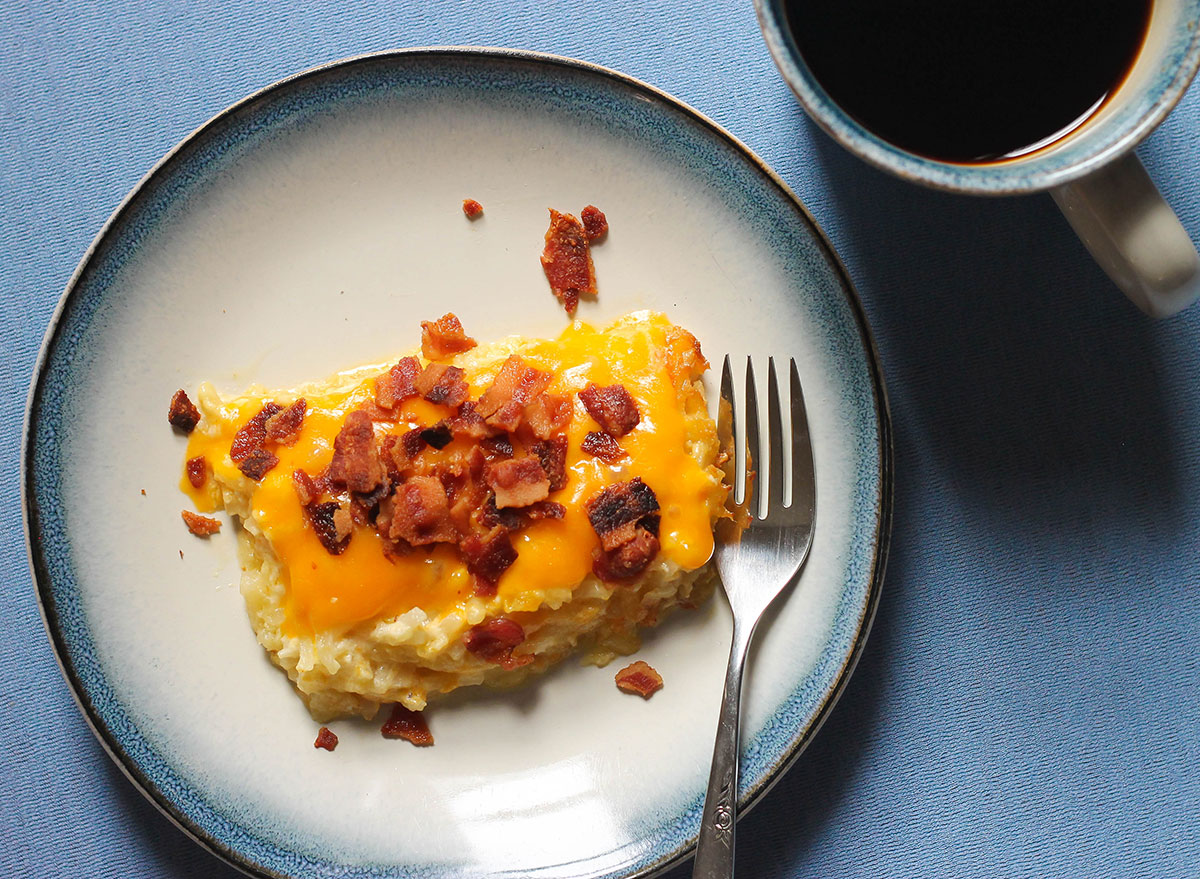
left=168, top=389, right=201, bottom=433
left=540, top=208, right=596, bottom=315
left=615, top=660, right=663, bottom=698
left=421, top=313, right=477, bottom=361
left=381, top=704, right=434, bottom=746
left=581, top=205, right=608, bottom=241
left=181, top=510, right=221, bottom=536
left=313, top=726, right=338, bottom=751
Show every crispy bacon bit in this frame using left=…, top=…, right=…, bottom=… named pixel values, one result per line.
left=237, top=448, right=279, bottom=481
left=388, top=476, right=458, bottom=546
left=185, top=455, right=208, bottom=488
left=581, top=431, right=627, bottom=463
left=579, top=383, right=640, bottom=437
left=293, top=469, right=320, bottom=506
left=334, top=504, right=355, bottom=536
left=230, top=402, right=283, bottom=463
left=382, top=429, right=426, bottom=482
left=524, top=500, right=566, bottom=521
left=523, top=393, right=572, bottom=440
left=308, top=501, right=353, bottom=555
left=530, top=436, right=568, bottom=492
left=461, top=527, right=517, bottom=589
left=421, top=313, right=478, bottom=361
left=439, top=448, right=485, bottom=496
left=264, top=399, right=307, bottom=444
left=351, top=478, right=391, bottom=525
left=314, top=727, right=339, bottom=751
left=581, top=205, right=608, bottom=241
left=450, top=402, right=498, bottom=440
left=181, top=510, right=221, bottom=536
left=586, top=478, right=661, bottom=550
left=478, top=496, right=523, bottom=531
left=420, top=421, right=454, bottom=450
left=379, top=437, right=404, bottom=483
left=415, top=363, right=470, bottom=408
left=615, top=660, right=663, bottom=698
left=540, top=209, right=595, bottom=315
left=466, top=445, right=488, bottom=480
left=481, top=496, right=565, bottom=531
left=480, top=434, right=514, bottom=460
left=476, top=356, right=553, bottom=432
left=381, top=704, right=434, bottom=746
left=445, top=468, right=490, bottom=534
left=374, top=357, right=422, bottom=410
left=387, top=427, right=428, bottom=470
left=593, top=528, right=661, bottom=582
left=329, top=410, right=383, bottom=494
left=462, top=198, right=483, bottom=218
left=485, top=457, right=550, bottom=509
left=168, top=390, right=202, bottom=432
left=464, top=617, right=532, bottom=669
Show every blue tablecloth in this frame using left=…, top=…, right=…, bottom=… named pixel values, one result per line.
left=4, top=3, right=1198, bottom=877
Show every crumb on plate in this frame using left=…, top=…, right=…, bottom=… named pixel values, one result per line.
left=181, top=510, right=221, bottom=536
left=615, top=660, right=663, bottom=698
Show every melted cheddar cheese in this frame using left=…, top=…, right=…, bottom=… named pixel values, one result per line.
left=182, top=312, right=722, bottom=638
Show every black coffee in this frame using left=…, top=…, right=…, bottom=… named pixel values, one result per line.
left=784, top=0, right=1153, bottom=163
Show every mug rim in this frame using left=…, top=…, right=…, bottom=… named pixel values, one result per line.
left=755, top=0, right=1200, bottom=195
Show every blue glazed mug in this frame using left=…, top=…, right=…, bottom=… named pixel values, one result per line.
left=757, top=0, right=1200, bottom=318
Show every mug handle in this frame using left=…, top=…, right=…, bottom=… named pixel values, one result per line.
left=1050, top=152, right=1200, bottom=319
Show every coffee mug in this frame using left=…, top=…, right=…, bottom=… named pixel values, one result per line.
left=756, top=0, right=1200, bottom=318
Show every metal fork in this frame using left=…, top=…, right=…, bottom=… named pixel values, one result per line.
left=692, top=356, right=816, bottom=879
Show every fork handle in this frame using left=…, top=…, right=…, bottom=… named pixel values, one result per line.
left=693, top=623, right=753, bottom=879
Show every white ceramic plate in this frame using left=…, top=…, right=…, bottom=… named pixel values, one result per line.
left=25, top=49, right=890, bottom=879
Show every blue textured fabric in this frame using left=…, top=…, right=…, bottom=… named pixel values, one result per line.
left=3, top=3, right=1198, bottom=878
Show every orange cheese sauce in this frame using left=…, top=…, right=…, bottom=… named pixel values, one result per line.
left=182, top=314, right=719, bottom=636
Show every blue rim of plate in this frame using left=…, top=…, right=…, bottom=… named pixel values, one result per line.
left=23, top=47, right=893, bottom=879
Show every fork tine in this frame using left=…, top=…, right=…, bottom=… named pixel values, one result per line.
left=767, top=358, right=785, bottom=514
left=744, top=357, right=761, bottom=519
left=790, top=359, right=815, bottom=525
left=719, top=355, right=743, bottom=505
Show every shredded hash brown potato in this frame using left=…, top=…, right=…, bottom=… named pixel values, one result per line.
left=180, top=311, right=725, bottom=722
